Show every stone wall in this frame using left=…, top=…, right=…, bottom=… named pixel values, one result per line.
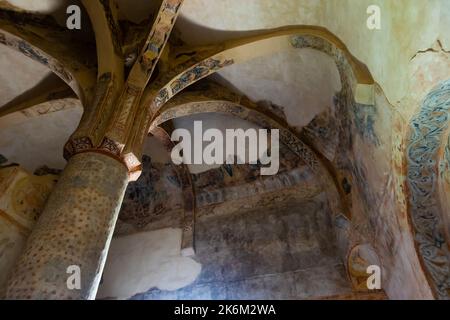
left=131, top=193, right=351, bottom=300
left=97, top=137, right=351, bottom=299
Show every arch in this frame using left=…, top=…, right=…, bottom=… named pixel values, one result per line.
left=147, top=26, right=375, bottom=116
left=149, top=98, right=349, bottom=256
left=406, top=79, right=450, bottom=299
left=0, top=81, right=76, bottom=118
left=0, top=96, right=81, bottom=128
left=143, top=26, right=382, bottom=274
left=81, top=0, right=123, bottom=83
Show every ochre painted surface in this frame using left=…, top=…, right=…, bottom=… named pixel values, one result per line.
left=0, top=166, right=56, bottom=297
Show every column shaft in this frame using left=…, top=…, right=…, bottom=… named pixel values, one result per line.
left=6, top=152, right=128, bottom=299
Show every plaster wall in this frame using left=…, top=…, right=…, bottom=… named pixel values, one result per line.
left=0, top=45, right=53, bottom=107
left=348, top=88, right=434, bottom=299
left=100, top=137, right=344, bottom=299
left=132, top=192, right=351, bottom=300
left=4, top=0, right=70, bottom=14
left=216, top=48, right=341, bottom=129
left=97, top=227, right=201, bottom=300
left=0, top=106, right=82, bottom=172
left=178, top=0, right=450, bottom=109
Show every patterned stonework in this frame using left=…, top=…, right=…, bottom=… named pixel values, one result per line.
left=129, top=0, right=184, bottom=83
left=170, top=58, right=234, bottom=95
left=146, top=33, right=373, bottom=260
left=406, top=80, right=450, bottom=299
left=6, top=153, right=128, bottom=299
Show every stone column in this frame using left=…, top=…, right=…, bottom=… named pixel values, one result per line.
left=2, top=0, right=185, bottom=299
left=5, top=152, right=129, bottom=299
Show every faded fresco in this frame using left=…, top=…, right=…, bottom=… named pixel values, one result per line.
left=0, top=166, right=57, bottom=296
left=0, top=0, right=449, bottom=301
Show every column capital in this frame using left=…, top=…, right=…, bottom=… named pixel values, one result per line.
left=64, top=0, right=184, bottom=182
left=63, top=79, right=144, bottom=182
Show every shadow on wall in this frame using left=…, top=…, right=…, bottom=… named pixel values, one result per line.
left=130, top=194, right=351, bottom=300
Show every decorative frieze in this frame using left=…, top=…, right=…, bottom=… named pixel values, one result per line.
left=406, top=80, right=450, bottom=299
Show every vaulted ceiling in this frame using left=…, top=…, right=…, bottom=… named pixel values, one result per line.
left=1, top=0, right=449, bottom=300
left=0, top=0, right=343, bottom=173
left=1, top=0, right=448, bottom=180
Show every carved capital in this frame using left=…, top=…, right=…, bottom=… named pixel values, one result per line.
left=63, top=136, right=143, bottom=182
left=62, top=0, right=185, bottom=181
